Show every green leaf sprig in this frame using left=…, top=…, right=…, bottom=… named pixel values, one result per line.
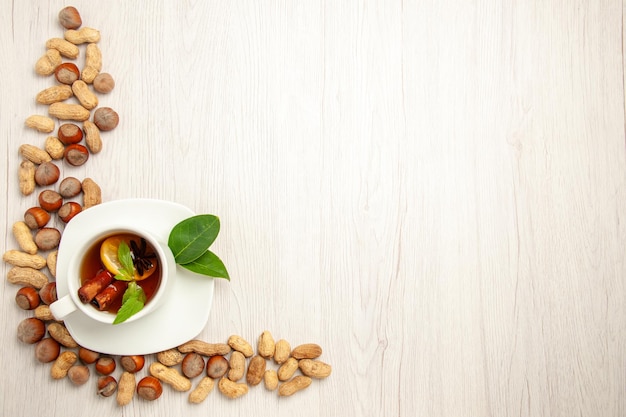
left=115, top=241, right=135, bottom=281
left=168, top=214, right=230, bottom=280
left=113, top=241, right=146, bottom=324
left=112, top=214, right=229, bottom=324
left=113, top=281, right=146, bottom=324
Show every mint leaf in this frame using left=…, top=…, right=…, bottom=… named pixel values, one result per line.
left=115, top=241, right=135, bottom=281
left=168, top=215, right=220, bottom=264
left=122, top=281, right=145, bottom=304
left=179, top=250, right=230, bottom=280
left=113, top=282, right=146, bottom=324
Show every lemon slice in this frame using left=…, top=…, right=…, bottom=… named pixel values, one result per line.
left=100, top=235, right=157, bottom=280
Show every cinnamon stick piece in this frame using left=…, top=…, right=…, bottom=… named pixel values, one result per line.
left=77, top=269, right=114, bottom=303
left=92, top=280, right=127, bottom=311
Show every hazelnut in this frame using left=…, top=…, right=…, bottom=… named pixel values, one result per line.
left=38, top=190, right=63, bottom=212
left=136, top=376, right=163, bottom=401
left=97, top=376, right=118, bottom=397
left=78, top=347, right=100, bottom=364
left=68, top=365, right=90, bottom=385
left=95, top=356, right=116, bottom=375
left=24, top=207, right=50, bottom=229
left=24, top=207, right=50, bottom=230
left=93, top=107, right=119, bottom=131
left=206, top=355, right=229, bottom=379
left=58, top=123, right=83, bottom=145
left=58, top=202, right=82, bottom=223
left=15, top=286, right=41, bottom=310
left=35, top=338, right=61, bottom=363
left=64, top=143, right=89, bottom=166
left=17, top=317, right=45, bottom=344
left=58, top=6, right=82, bottom=29
left=58, top=176, right=82, bottom=198
left=34, top=161, right=60, bottom=186
left=34, top=227, right=61, bottom=251
left=120, top=355, right=145, bottom=373
left=39, top=281, right=57, bottom=305
left=54, top=63, right=80, bottom=85
left=93, top=73, right=115, bottom=93
left=181, top=352, right=205, bottom=378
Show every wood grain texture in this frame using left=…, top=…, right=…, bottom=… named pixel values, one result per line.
left=1, top=1, right=625, bottom=416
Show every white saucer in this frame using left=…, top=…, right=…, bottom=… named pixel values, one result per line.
left=55, top=199, right=215, bottom=355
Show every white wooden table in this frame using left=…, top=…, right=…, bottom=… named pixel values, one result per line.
left=1, top=1, right=625, bottom=416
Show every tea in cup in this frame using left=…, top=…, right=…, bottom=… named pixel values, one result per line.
left=50, top=225, right=175, bottom=325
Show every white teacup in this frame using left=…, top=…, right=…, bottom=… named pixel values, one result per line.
left=50, top=225, right=175, bottom=325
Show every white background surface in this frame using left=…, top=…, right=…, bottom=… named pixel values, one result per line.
left=1, top=1, right=625, bottom=416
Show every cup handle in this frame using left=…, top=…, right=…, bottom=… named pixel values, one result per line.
left=49, top=294, right=78, bottom=321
